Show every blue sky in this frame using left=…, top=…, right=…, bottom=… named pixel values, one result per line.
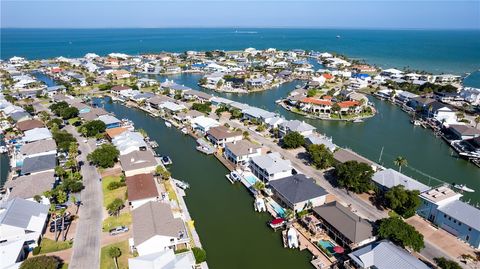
left=1, top=1, right=479, bottom=29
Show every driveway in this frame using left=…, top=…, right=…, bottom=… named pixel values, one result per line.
left=65, top=125, right=103, bottom=269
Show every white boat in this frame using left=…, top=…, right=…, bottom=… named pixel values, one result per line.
left=453, top=184, right=475, bottom=193
left=181, top=127, right=188, bottom=134
left=175, top=180, right=190, bottom=190
left=161, top=156, right=173, bottom=166
left=287, top=228, right=299, bottom=248
left=165, top=121, right=172, bottom=128
left=353, top=119, right=364, bottom=123
left=254, top=197, right=266, bottom=212
left=411, top=119, right=421, bottom=126
left=0, top=146, right=7, bottom=154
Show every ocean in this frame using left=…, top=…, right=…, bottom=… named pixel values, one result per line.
left=1, top=28, right=480, bottom=76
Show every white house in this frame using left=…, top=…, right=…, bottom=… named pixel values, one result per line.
left=224, top=140, right=262, bottom=166
left=128, top=249, right=196, bottom=269
left=190, top=116, right=220, bottom=134
left=206, top=126, right=243, bottom=148
left=131, top=201, right=189, bottom=256
left=112, top=131, right=148, bottom=155
left=279, top=120, right=316, bottom=137
left=433, top=106, right=457, bottom=126
left=249, top=152, right=292, bottom=182
left=460, top=87, right=480, bottom=105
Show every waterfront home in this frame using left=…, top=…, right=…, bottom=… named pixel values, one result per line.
left=164, top=65, right=181, bottom=74
left=312, top=201, right=375, bottom=249
left=381, top=68, right=404, bottom=78
left=371, top=168, right=430, bottom=193
left=434, top=91, right=461, bottom=103
left=190, top=116, right=220, bottom=134
left=0, top=198, right=49, bottom=247
left=433, top=106, right=457, bottom=126
left=333, top=149, right=377, bottom=169
left=224, top=140, right=262, bottom=166
left=4, top=171, right=55, bottom=203
left=105, top=127, right=128, bottom=140
left=21, top=127, right=52, bottom=144
left=0, top=239, right=27, bottom=269
left=417, top=186, right=480, bottom=248
left=160, top=80, right=191, bottom=94
left=269, top=174, right=328, bottom=212
left=136, top=78, right=158, bottom=88
left=111, top=69, right=131, bottom=80
left=304, top=133, right=336, bottom=152
left=183, top=89, right=213, bottom=103
left=279, top=120, right=316, bottom=137
left=128, top=249, right=196, bottom=269
left=434, top=74, right=461, bottom=83
left=126, top=173, right=160, bottom=209
left=10, top=111, right=31, bottom=122
left=97, top=114, right=121, bottom=129
left=298, top=97, right=332, bottom=114
left=112, top=131, right=148, bottom=155
left=146, top=95, right=173, bottom=110
left=111, top=85, right=132, bottom=95
left=119, top=150, right=157, bottom=177
left=206, top=125, right=243, bottom=148
left=346, top=239, right=429, bottom=269
left=249, top=152, right=292, bottom=182
left=131, top=201, right=189, bottom=256
left=20, top=153, right=56, bottom=176
left=395, top=90, right=419, bottom=104
left=158, top=101, right=187, bottom=115
left=448, top=124, right=480, bottom=140
left=15, top=119, right=44, bottom=132
left=173, top=110, right=204, bottom=124
left=43, top=85, right=66, bottom=97
left=242, top=106, right=276, bottom=122
left=210, top=96, right=234, bottom=107
left=264, top=116, right=285, bottom=129
left=460, top=87, right=480, bottom=105
left=19, top=139, right=57, bottom=159
left=131, top=92, right=155, bottom=103
left=79, top=107, right=109, bottom=121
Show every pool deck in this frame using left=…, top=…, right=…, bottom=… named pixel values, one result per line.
left=293, top=222, right=334, bottom=268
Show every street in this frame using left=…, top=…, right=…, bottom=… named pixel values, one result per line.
left=65, top=125, right=103, bottom=269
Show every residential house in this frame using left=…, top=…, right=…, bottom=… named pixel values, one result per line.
left=173, top=110, right=204, bottom=125
left=417, top=186, right=480, bottom=248
left=183, top=90, right=212, bottom=103
left=126, top=174, right=159, bottom=209
left=111, top=69, right=131, bottom=80
left=43, top=85, right=66, bottom=97
left=131, top=201, right=189, bottom=256
left=304, top=133, right=336, bottom=152
left=147, top=95, right=173, bottom=110
left=119, top=150, right=157, bottom=177
left=242, top=107, right=276, bottom=122
left=372, top=168, right=430, bottom=193
left=448, top=124, right=480, bottom=140
left=347, top=240, right=429, bottom=269
left=19, top=139, right=57, bottom=159
left=190, top=116, right=220, bottom=134
left=313, top=201, right=375, bottom=249
left=224, top=140, right=262, bottom=166
left=128, top=249, right=196, bottom=269
left=4, top=171, right=56, bottom=203
left=15, top=120, right=44, bottom=132
left=20, top=154, right=56, bottom=176
left=460, top=87, right=480, bottom=105
left=112, top=131, right=148, bottom=155
left=434, top=106, right=457, bottom=126
left=105, top=127, right=128, bottom=140
left=97, top=114, right=121, bottom=129
left=206, top=126, right=242, bottom=148
left=158, top=102, right=187, bottom=115
left=279, top=120, right=316, bottom=137
left=249, top=152, right=292, bottom=182
left=111, top=86, right=132, bottom=95
left=269, top=174, right=328, bottom=212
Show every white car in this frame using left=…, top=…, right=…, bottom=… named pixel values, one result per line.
left=109, top=226, right=129, bottom=236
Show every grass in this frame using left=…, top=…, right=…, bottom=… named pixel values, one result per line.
left=100, top=240, right=131, bottom=269
left=37, top=238, right=73, bottom=254
left=388, top=210, right=400, bottom=218
left=163, top=180, right=178, bottom=202
left=67, top=117, right=80, bottom=125
left=102, top=212, right=132, bottom=232
left=102, top=175, right=127, bottom=207
left=61, top=263, right=68, bottom=269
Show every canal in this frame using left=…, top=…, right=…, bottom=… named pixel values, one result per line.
left=145, top=73, right=480, bottom=204
left=95, top=98, right=313, bottom=269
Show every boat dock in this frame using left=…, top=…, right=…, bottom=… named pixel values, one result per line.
left=196, top=138, right=215, bottom=155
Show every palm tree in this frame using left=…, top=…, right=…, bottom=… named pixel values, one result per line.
left=475, top=115, right=480, bottom=128
left=108, top=246, right=122, bottom=269
left=253, top=181, right=265, bottom=192
left=284, top=209, right=295, bottom=221
left=394, top=156, right=408, bottom=173
left=70, top=195, right=79, bottom=214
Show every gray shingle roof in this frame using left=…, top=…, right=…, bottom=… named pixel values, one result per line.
left=250, top=152, right=291, bottom=175
left=269, top=174, right=328, bottom=204
left=438, top=200, right=480, bottom=231
left=313, top=201, right=373, bottom=244
left=119, top=150, right=157, bottom=172
left=281, top=120, right=316, bottom=133
left=348, top=240, right=429, bottom=269
left=5, top=171, right=56, bottom=200
left=0, top=198, right=49, bottom=229
left=372, top=168, right=430, bottom=192
left=132, top=201, right=187, bottom=245
left=19, top=139, right=57, bottom=156
left=21, top=154, right=56, bottom=175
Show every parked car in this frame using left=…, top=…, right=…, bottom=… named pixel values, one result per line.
left=54, top=204, right=68, bottom=210
left=109, top=226, right=129, bottom=236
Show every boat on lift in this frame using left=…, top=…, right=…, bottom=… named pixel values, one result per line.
left=453, top=184, right=475, bottom=193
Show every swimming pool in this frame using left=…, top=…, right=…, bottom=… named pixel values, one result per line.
left=244, top=175, right=257, bottom=186
left=317, top=240, right=338, bottom=256
left=269, top=200, right=286, bottom=217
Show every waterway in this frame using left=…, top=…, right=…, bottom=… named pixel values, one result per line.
left=145, top=73, right=480, bottom=204
left=95, top=97, right=313, bottom=269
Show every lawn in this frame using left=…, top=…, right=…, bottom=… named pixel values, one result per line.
left=37, top=238, right=73, bottom=254
left=163, top=180, right=178, bottom=202
left=102, top=212, right=132, bottom=232
left=67, top=117, right=80, bottom=125
left=100, top=240, right=131, bottom=269
left=102, top=175, right=127, bottom=207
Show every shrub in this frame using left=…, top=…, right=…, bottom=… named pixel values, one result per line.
left=107, top=181, right=126, bottom=191
left=282, top=131, right=304, bottom=149
left=32, top=246, right=41, bottom=255
left=192, top=247, right=207, bottom=264
left=87, top=144, right=119, bottom=168
left=20, top=255, right=61, bottom=269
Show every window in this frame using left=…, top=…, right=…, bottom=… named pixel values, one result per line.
left=468, top=227, right=472, bottom=231
left=448, top=217, right=451, bottom=221
left=444, top=214, right=447, bottom=218
left=453, top=220, right=456, bottom=223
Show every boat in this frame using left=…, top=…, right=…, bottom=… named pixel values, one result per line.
left=165, top=121, right=172, bottom=128
left=336, top=35, right=341, bottom=39
left=0, top=146, right=7, bottom=154
left=161, top=156, right=173, bottom=166
left=174, top=179, right=190, bottom=190
left=269, top=218, right=285, bottom=229
left=181, top=127, right=188, bottom=134
left=254, top=197, right=266, bottom=212
left=411, top=119, right=421, bottom=126
left=453, top=184, right=475, bottom=193
left=353, top=119, right=364, bottom=123
left=287, top=227, right=299, bottom=248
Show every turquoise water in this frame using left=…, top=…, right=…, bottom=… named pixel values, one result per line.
left=244, top=175, right=258, bottom=185
left=317, top=240, right=338, bottom=256
left=270, top=200, right=286, bottom=217
left=2, top=28, right=480, bottom=74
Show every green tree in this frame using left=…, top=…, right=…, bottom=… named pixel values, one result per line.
left=81, top=120, right=106, bottom=137
left=230, top=109, right=243, bottom=119
left=191, top=102, right=212, bottom=114
left=378, top=217, right=424, bottom=252
left=60, top=107, right=79, bottom=120
left=192, top=247, right=207, bottom=264
left=306, top=144, right=335, bottom=169
left=155, top=165, right=171, bottom=180
left=434, top=257, right=462, bottom=269
left=335, top=161, right=374, bottom=193
left=394, top=156, right=408, bottom=173
left=87, top=144, right=119, bottom=168
left=39, top=111, right=51, bottom=123
left=19, top=255, right=61, bottom=269
left=108, top=246, right=122, bottom=269
left=107, top=198, right=124, bottom=217
left=52, top=130, right=76, bottom=152
left=253, top=181, right=265, bottom=192
left=331, top=103, right=341, bottom=116
left=282, top=131, right=304, bottom=149
left=475, top=115, right=480, bottom=128
left=307, top=89, right=317, bottom=97
left=385, top=185, right=421, bottom=218
left=284, top=208, right=295, bottom=220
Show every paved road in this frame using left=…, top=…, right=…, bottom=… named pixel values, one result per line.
left=65, top=126, right=103, bottom=269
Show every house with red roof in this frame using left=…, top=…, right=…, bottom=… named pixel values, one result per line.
left=299, top=97, right=332, bottom=114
